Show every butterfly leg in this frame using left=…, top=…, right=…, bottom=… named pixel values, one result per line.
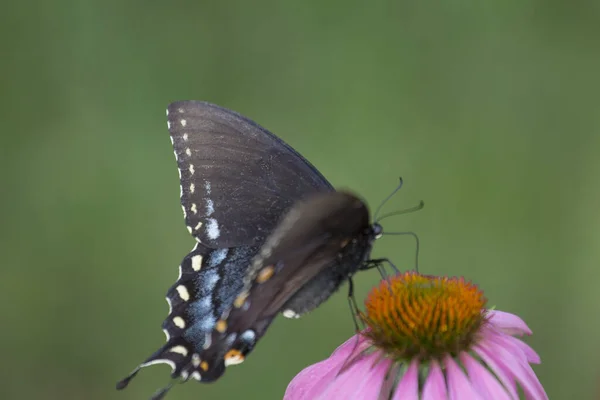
left=361, top=258, right=399, bottom=276
left=346, top=277, right=363, bottom=333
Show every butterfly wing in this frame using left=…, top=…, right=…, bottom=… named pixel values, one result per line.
left=118, top=102, right=334, bottom=394
left=117, top=243, right=259, bottom=389
left=167, top=101, right=334, bottom=248
left=195, top=191, right=374, bottom=381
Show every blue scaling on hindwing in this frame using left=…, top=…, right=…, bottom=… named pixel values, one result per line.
left=184, top=246, right=258, bottom=349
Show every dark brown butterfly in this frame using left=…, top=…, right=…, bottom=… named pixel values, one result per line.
left=117, top=101, right=406, bottom=399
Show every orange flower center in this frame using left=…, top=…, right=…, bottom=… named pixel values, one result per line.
left=361, top=272, right=487, bottom=361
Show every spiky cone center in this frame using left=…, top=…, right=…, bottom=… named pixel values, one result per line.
left=361, top=272, right=487, bottom=362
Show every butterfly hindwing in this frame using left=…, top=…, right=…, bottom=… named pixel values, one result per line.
left=117, top=243, right=259, bottom=388
left=167, top=101, right=334, bottom=248
left=195, top=192, right=376, bottom=381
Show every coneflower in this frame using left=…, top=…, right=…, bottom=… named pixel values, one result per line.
left=284, top=272, right=547, bottom=399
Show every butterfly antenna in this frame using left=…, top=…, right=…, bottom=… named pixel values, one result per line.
left=116, top=366, right=141, bottom=390
left=376, top=200, right=425, bottom=223
left=373, top=177, right=404, bottom=222
left=381, top=231, right=420, bottom=273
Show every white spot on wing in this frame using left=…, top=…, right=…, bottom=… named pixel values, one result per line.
left=189, top=164, right=195, bottom=175
left=181, top=205, right=186, bottom=218
left=194, top=221, right=203, bottom=231
left=191, top=255, right=203, bottom=271
left=203, top=333, right=212, bottom=349
left=183, top=133, right=189, bottom=141
left=166, top=109, right=169, bottom=116
left=204, top=181, right=211, bottom=194
left=178, top=108, right=184, bottom=113
left=191, top=371, right=202, bottom=381
left=162, top=328, right=170, bottom=341
left=206, top=199, right=214, bottom=216
left=173, top=316, right=186, bottom=328
left=176, top=285, right=190, bottom=301
left=191, top=203, right=198, bottom=214
left=187, top=226, right=193, bottom=234
left=166, top=296, right=173, bottom=314
left=170, top=345, right=188, bottom=356
left=283, top=309, right=300, bottom=319
left=185, top=148, right=192, bottom=156
left=241, top=330, right=256, bottom=343
left=207, top=218, right=220, bottom=239
left=190, top=183, right=195, bottom=193
left=167, top=121, right=171, bottom=129
left=178, top=265, right=182, bottom=280
left=192, top=353, right=200, bottom=367
left=140, top=359, right=175, bottom=372
left=181, top=119, right=187, bottom=127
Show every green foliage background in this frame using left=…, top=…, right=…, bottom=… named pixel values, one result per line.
left=2, top=1, right=599, bottom=399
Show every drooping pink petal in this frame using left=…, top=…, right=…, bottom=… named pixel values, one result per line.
left=284, top=335, right=372, bottom=400
left=473, top=344, right=519, bottom=399
left=391, top=359, right=419, bottom=400
left=460, top=352, right=511, bottom=400
left=422, top=360, right=448, bottom=400
left=351, top=358, right=392, bottom=399
left=485, top=327, right=541, bottom=365
left=445, top=355, right=483, bottom=400
left=317, top=352, right=379, bottom=399
left=487, top=310, right=532, bottom=336
left=284, top=355, right=342, bottom=400
left=330, top=334, right=371, bottom=361
left=503, top=335, right=541, bottom=364
left=485, top=333, right=548, bottom=400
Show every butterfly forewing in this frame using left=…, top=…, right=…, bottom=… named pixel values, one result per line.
left=195, top=192, right=374, bottom=380
left=167, top=101, right=334, bottom=248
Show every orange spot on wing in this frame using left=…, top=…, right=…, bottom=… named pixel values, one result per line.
left=256, top=265, right=275, bottom=283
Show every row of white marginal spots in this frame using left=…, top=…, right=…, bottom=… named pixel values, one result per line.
left=167, top=107, right=221, bottom=241
left=160, top=107, right=267, bottom=379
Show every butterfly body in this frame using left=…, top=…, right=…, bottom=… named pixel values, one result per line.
left=118, top=101, right=388, bottom=397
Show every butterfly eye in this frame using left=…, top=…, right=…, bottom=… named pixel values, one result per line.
left=372, top=223, right=383, bottom=239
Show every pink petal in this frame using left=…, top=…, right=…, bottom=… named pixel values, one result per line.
left=487, top=310, right=532, bottom=336
left=485, top=328, right=541, bottom=365
left=330, top=334, right=371, bottom=361
left=422, top=360, right=448, bottom=400
left=460, top=352, right=511, bottom=400
left=485, top=333, right=547, bottom=400
left=392, top=359, right=419, bottom=400
left=473, top=344, right=519, bottom=399
left=352, top=359, right=392, bottom=399
left=445, top=355, right=483, bottom=400
left=506, top=336, right=541, bottom=364
left=318, top=353, right=380, bottom=399
left=284, top=335, right=372, bottom=400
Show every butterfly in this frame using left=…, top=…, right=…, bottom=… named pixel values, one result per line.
left=117, top=101, right=402, bottom=399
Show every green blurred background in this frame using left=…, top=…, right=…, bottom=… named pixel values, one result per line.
left=2, top=1, right=599, bottom=399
